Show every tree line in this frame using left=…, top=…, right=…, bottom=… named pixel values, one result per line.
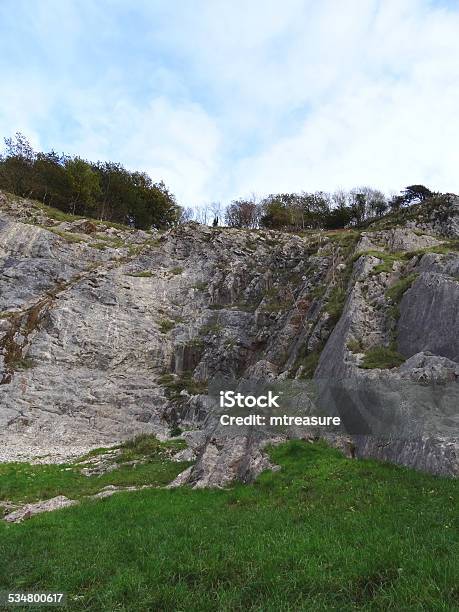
left=0, top=133, right=181, bottom=229
left=0, top=133, right=445, bottom=233
left=219, top=184, right=436, bottom=231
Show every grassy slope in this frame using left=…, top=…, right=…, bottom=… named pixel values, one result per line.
left=0, top=441, right=457, bottom=611
left=0, top=437, right=187, bottom=504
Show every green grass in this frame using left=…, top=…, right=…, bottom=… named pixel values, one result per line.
left=10, top=356, right=35, bottom=370
left=0, top=441, right=457, bottom=610
left=0, top=438, right=187, bottom=505
left=324, top=229, right=361, bottom=245
left=35, top=202, right=130, bottom=231
left=47, top=228, right=88, bottom=243
left=355, top=240, right=458, bottom=276
left=35, top=202, right=86, bottom=223
left=310, top=284, right=326, bottom=299
left=0, top=311, right=15, bottom=319
left=294, top=349, right=322, bottom=379
left=404, top=239, right=459, bottom=257
left=90, top=241, right=109, bottom=250
left=117, top=434, right=185, bottom=463
left=2, top=192, right=131, bottom=232
left=386, top=273, right=418, bottom=303
left=325, top=286, right=347, bottom=322
left=360, top=345, right=406, bottom=369
left=353, top=250, right=406, bottom=274
left=191, top=281, right=207, bottom=291
left=185, top=338, right=205, bottom=349
left=347, top=338, right=364, bottom=353
left=259, top=287, right=294, bottom=313
left=158, top=372, right=208, bottom=399
left=200, top=322, right=223, bottom=335
left=158, top=319, right=176, bottom=333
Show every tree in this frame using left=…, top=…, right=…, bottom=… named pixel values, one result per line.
left=194, top=204, right=211, bottom=225
left=0, top=134, right=181, bottom=229
left=347, top=192, right=366, bottom=226
left=33, top=151, right=71, bottom=207
left=301, top=192, right=331, bottom=229
left=355, top=186, right=387, bottom=218
left=65, top=157, right=101, bottom=216
left=178, top=207, right=194, bottom=224
left=210, top=201, right=222, bottom=226
left=402, top=185, right=433, bottom=204
left=324, top=204, right=353, bottom=229
left=225, top=198, right=260, bottom=228
left=0, top=132, right=35, bottom=196
left=331, top=189, right=349, bottom=209
left=389, top=194, right=405, bottom=211
left=95, top=161, right=130, bottom=221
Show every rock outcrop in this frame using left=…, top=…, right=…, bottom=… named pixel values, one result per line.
left=1, top=191, right=458, bottom=483
left=3, top=495, right=78, bottom=523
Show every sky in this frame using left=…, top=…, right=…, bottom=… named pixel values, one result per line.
left=1, top=0, right=459, bottom=207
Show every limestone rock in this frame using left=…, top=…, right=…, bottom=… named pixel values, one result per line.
left=1, top=190, right=458, bottom=483
left=398, top=272, right=459, bottom=361
left=4, top=495, right=78, bottom=523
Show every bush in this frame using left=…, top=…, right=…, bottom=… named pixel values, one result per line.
left=347, top=339, right=364, bottom=353
left=360, top=346, right=405, bottom=369
left=169, top=425, right=183, bottom=437
left=159, top=319, right=176, bottom=334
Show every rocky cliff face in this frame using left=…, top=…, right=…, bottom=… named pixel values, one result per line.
left=0, top=191, right=458, bottom=483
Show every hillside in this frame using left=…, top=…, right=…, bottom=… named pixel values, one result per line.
left=0, top=189, right=458, bottom=609
left=0, top=190, right=458, bottom=481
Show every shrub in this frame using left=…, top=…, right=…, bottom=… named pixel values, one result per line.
left=325, top=286, right=347, bottom=322
left=159, top=319, right=175, bottom=334
left=360, top=346, right=405, bottom=369
left=347, top=339, right=364, bottom=353
left=200, top=323, right=222, bottom=335
left=159, top=372, right=207, bottom=400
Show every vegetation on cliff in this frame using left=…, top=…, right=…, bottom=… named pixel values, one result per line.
left=2, top=133, right=457, bottom=235
left=0, top=133, right=181, bottom=229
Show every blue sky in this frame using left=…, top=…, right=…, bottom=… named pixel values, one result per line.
left=1, top=0, right=459, bottom=206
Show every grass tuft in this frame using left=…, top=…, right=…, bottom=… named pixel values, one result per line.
left=360, top=345, right=405, bottom=369
left=386, top=273, right=418, bottom=303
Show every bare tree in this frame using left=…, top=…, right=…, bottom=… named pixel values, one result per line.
left=178, top=207, right=194, bottom=224
left=192, top=205, right=210, bottom=225
left=224, top=196, right=260, bottom=228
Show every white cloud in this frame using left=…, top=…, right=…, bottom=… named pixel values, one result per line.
left=1, top=0, right=459, bottom=205
left=225, top=0, right=459, bottom=197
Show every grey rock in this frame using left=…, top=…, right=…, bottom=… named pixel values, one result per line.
left=3, top=495, right=78, bottom=523
left=1, top=190, right=458, bottom=484
left=398, top=272, right=459, bottom=361
left=356, top=228, right=444, bottom=254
